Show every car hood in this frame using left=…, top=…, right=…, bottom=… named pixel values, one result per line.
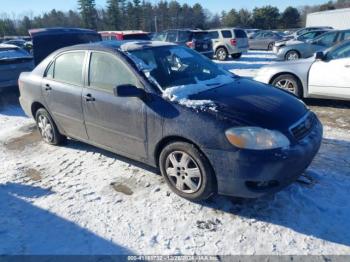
left=188, top=77, right=308, bottom=131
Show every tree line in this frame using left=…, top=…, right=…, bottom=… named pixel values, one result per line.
left=1, top=0, right=350, bottom=37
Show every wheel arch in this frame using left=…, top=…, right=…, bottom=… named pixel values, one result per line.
left=31, top=101, right=46, bottom=118
left=215, top=45, right=228, bottom=53
left=285, top=49, right=301, bottom=59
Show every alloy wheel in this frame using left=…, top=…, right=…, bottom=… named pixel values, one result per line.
left=165, top=151, right=202, bottom=194
left=275, top=79, right=296, bottom=93
left=286, top=51, right=299, bottom=60
left=216, top=49, right=227, bottom=61
left=37, top=115, right=54, bottom=143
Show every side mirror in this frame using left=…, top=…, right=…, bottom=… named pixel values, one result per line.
left=315, top=51, right=325, bottom=61
left=114, top=84, right=146, bottom=98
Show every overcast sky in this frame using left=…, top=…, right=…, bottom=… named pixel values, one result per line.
left=2, top=0, right=328, bottom=17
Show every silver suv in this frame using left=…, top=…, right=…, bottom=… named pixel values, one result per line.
left=208, top=28, right=249, bottom=61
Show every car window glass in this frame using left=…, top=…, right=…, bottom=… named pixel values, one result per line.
left=221, top=30, right=232, bottom=38
left=264, top=32, right=273, bottom=38
left=54, top=52, right=85, bottom=85
left=253, top=32, right=262, bottom=39
left=234, top=29, right=247, bottom=38
left=166, top=31, right=177, bottom=42
left=315, top=32, right=337, bottom=46
left=89, top=52, right=139, bottom=92
left=152, top=32, right=166, bottom=41
left=342, top=31, right=350, bottom=41
left=328, top=44, right=350, bottom=60
left=208, top=31, right=219, bottom=39
left=178, top=31, right=191, bottom=42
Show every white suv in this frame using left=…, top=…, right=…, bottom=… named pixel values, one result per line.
left=208, top=28, right=249, bottom=61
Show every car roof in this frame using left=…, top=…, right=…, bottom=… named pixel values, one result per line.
left=99, top=30, right=149, bottom=35
left=59, top=40, right=176, bottom=53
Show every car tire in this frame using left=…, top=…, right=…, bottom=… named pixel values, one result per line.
left=272, top=74, right=303, bottom=98
left=268, top=42, right=274, bottom=51
left=231, top=53, right=242, bottom=59
left=215, top=47, right=228, bottom=61
left=285, top=50, right=300, bottom=61
left=35, top=108, right=66, bottom=145
left=159, top=141, right=216, bottom=201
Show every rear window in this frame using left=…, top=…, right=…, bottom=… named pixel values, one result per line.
left=234, top=29, right=247, bottom=38
left=178, top=31, right=191, bottom=42
left=208, top=31, right=219, bottom=39
left=123, top=34, right=150, bottom=40
left=221, top=30, right=232, bottom=38
left=191, top=32, right=209, bottom=40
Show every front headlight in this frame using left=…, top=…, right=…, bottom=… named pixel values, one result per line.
left=225, top=127, right=290, bottom=150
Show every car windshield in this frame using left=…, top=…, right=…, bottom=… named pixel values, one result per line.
left=128, top=45, right=233, bottom=91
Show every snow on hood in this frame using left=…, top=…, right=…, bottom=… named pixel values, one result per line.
left=162, top=75, right=234, bottom=111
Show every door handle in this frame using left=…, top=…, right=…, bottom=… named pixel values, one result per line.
left=44, top=83, right=52, bottom=91
left=84, top=94, right=95, bottom=102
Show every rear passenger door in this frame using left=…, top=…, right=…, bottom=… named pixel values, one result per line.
left=82, top=51, right=147, bottom=159
left=42, top=51, right=88, bottom=140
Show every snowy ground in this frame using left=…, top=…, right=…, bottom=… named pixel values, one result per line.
left=1, top=51, right=350, bottom=255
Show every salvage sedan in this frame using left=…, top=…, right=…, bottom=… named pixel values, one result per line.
left=19, top=41, right=323, bottom=201
left=255, top=40, right=350, bottom=100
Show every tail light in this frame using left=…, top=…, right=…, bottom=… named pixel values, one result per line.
left=116, top=34, right=123, bottom=40
left=186, top=41, right=194, bottom=48
left=230, top=39, right=237, bottom=46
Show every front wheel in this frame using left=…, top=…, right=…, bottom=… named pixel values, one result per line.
left=268, top=42, right=274, bottom=51
left=271, top=74, right=303, bottom=98
left=285, top=50, right=300, bottom=61
left=35, top=108, right=66, bottom=145
left=159, top=142, right=216, bottom=201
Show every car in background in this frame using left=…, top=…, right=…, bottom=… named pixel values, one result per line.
left=273, top=29, right=350, bottom=61
left=248, top=30, right=284, bottom=50
left=2, top=39, right=33, bottom=53
left=208, top=28, right=249, bottom=61
left=99, top=30, right=151, bottom=41
left=29, top=27, right=101, bottom=65
left=245, top=29, right=260, bottom=38
left=19, top=40, right=322, bottom=201
left=0, top=44, right=34, bottom=92
left=285, top=26, right=333, bottom=41
left=255, top=39, right=350, bottom=100
left=152, top=29, right=213, bottom=58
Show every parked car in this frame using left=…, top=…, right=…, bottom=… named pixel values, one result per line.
left=0, top=44, right=34, bottom=92
left=248, top=30, right=284, bottom=50
left=255, top=39, right=350, bottom=100
left=152, top=29, right=213, bottom=58
left=19, top=40, right=322, bottom=201
left=245, top=29, right=260, bottom=38
left=208, top=28, right=249, bottom=61
left=273, top=29, right=350, bottom=61
left=285, top=26, right=333, bottom=40
left=2, top=39, right=33, bottom=54
left=99, top=30, right=150, bottom=41
left=29, top=27, right=102, bottom=65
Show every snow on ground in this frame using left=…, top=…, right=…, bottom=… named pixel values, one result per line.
left=1, top=51, right=350, bottom=255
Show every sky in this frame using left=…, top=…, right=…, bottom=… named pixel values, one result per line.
left=1, top=0, right=329, bottom=17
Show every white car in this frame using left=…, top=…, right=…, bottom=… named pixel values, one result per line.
left=255, top=40, right=350, bottom=100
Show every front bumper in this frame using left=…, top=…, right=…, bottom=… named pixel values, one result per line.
left=273, top=46, right=287, bottom=60
left=203, top=116, right=323, bottom=198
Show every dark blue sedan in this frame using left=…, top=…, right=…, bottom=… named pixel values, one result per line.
left=19, top=41, right=322, bottom=201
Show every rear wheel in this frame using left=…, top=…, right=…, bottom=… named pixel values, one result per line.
left=215, top=47, right=228, bottom=61
left=159, top=142, right=216, bottom=201
left=231, top=53, right=242, bottom=59
left=272, top=74, right=303, bottom=98
left=285, top=50, right=300, bottom=61
left=35, top=108, right=66, bottom=145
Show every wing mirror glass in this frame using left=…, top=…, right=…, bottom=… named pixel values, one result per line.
left=114, top=84, right=146, bottom=98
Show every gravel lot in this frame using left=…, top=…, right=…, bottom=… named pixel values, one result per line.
left=0, top=51, right=349, bottom=255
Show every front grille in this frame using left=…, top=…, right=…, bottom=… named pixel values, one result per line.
left=290, top=113, right=316, bottom=140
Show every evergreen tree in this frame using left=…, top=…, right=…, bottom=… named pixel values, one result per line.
left=107, top=0, right=121, bottom=30
left=78, top=0, right=97, bottom=29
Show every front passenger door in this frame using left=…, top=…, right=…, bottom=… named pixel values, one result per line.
left=82, top=51, right=147, bottom=159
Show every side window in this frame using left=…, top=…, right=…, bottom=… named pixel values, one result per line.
left=54, top=52, right=85, bottom=85
left=342, top=31, right=350, bottom=41
left=328, top=44, right=350, bottom=60
left=166, top=31, right=178, bottom=42
left=221, top=30, right=232, bottom=38
left=264, top=32, right=274, bottom=38
left=89, top=52, right=139, bottom=93
left=178, top=31, right=191, bottom=42
left=315, top=32, right=337, bottom=46
left=208, top=31, right=219, bottom=39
